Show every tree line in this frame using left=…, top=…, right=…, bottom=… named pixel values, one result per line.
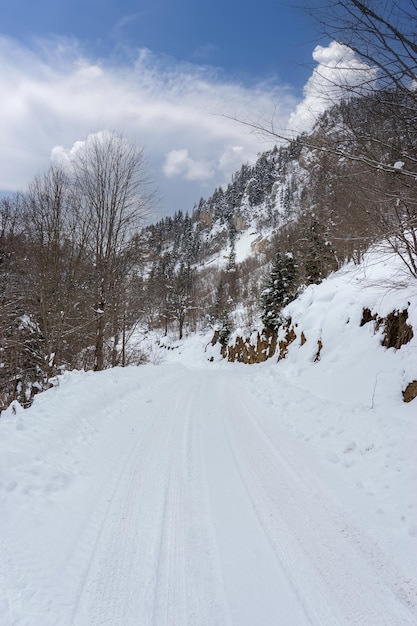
left=0, top=131, right=151, bottom=409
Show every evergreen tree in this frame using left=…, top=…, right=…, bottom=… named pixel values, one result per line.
left=303, top=219, right=338, bottom=284
left=226, top=222, right=237, bottom=273
left=218, top=310, right=232, bottom=348
left=261, top=251, right=297, bottom=331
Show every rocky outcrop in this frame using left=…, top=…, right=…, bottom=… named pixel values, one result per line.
left=360, top=308, right=414, bottom=349
left=221, top=319, right=304, bottom=364
left=313, top=339, right=323, bottom=362
left=403, top=381, right=417, bottom=403
left=221, top=330, right=277, bottom=364
left=250, top=236, right=270, bottom=255
left=277, top=323, right=297, bottom=361
left=383, top=310, right=414, bottom=349
left=216, top=308, right=414, bottom=388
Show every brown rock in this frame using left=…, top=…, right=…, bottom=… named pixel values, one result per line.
left=314, top=339, right=323, bottom=362
left=278, top=327, right=296, bottom=361
left=403, top=381, right=417, bottom=403
left=382, top=310, right=414, bottom=349
left=226, top=329, right=277, bottom=364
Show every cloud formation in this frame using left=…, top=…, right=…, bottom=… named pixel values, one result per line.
left=289, top=41, right=377, bottom=132
left=0, top=36, right=296, bottom=213
left=163, top=149, right=215, bottom=181
left=0, top=37, right=376, bottom=214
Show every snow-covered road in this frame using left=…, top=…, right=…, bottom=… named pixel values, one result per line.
left=1, top=361, right=416, bottom=625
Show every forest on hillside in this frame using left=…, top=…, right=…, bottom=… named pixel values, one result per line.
left=1, top=0, right=417, bottom=410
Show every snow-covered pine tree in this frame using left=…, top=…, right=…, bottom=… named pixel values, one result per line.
left=261, top=250, right=297, bottom=331
left=218, top=310, right=232, bottom=348
left=303, top=218, right=338, bottom=284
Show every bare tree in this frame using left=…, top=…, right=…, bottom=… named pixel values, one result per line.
left=307, top=1, right=417, bottom=96
left=71, top=131, right=152, bottom=370
left=20, top=164, right=95, bottom=372
left=235, top=1, right=417, bottom=277
left=306, top=0, right=417, bottom=275
left=169, top=261, right=197, bottom=340
left=0, top=133, right=152, bottom=409
left=0, top=196, right=27, bottom=409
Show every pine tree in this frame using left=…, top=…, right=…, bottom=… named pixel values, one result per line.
left=261, top=251, right=297, bottom=331
left=218, top=310, right=232, bottom=348
left=303, top=219, right=338, bottom=284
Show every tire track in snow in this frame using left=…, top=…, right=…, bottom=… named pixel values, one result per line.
left=72, top=371, right=229, bottom=626
left=151, top=393, right=192, bottom=626
left=71, top=401, right=183, bottom=624
left=1, top=386, right=160, bottom=626
left=151, top=373, right=230, bottom=626
left=223, top=376, right=417, bottom=625
left=201, top=372, right=310, bottom=626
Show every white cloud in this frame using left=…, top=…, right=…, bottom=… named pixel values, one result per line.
left=0, top=36, right=382, bottom=215
left=50, top=130, right=124, bottom=171
left=0, top=36, right=297, bottom=214
left=218, top=145, right=244, bottom=179
left=289, top=41, right=377, bottom=133
left=163, top=149, right=215, bottom=181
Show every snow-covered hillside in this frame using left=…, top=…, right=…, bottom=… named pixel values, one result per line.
left=1, top=250, right=416, bottom=625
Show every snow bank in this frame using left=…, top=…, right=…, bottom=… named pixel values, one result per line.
left=243, top=247, right=417, bottom=574
left=277, top=246, right=417, bottom=408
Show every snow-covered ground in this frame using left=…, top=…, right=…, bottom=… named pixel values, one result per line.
left=1, top=248, right=416, bottom=625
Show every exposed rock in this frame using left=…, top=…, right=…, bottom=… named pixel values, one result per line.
left=278, top=326, right=297, bottom=361
left=226, top=330, right=277, bottom=364
left=300, top=331, right=307, bottom=346
left=382, top=310, right=414, bottom=349
left=403, top=381, right=417, bottom=403
left=360, top=308, right=378, bottom=326
left=234, top=215, right=247, bottom=232
left=314, top=339, right=323, bottom=362
left=360, top=307, right=413, bottom=349
left=199, top=211, right=212, bottom=227
left=250, top=236, right=270, bottom=255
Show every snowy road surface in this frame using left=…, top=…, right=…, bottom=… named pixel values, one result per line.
left=1, top=361, right=416, bottom=625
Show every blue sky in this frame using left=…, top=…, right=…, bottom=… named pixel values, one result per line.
left=2, top=0, right=321, bottom=89
left=0, top=0, right=369, bottom=217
